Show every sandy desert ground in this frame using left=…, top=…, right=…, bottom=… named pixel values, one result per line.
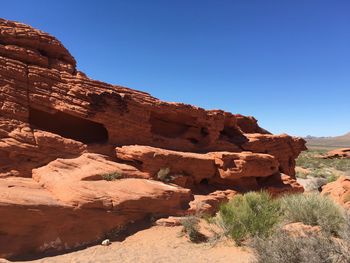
left=1, top=226, right=253, bottom=263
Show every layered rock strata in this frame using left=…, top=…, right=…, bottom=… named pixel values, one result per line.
left=0, top=18, right=306, bottom=259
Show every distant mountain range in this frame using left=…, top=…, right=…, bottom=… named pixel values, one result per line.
left=305, top=132, right=350, bottom=149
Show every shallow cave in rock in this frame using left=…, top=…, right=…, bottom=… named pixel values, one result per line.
left=200, top=178, right=209, bottom=185
left=149, top=112, right=211, bottom=148
left=150, top=112, right=191, bottom=138
left=29, top=107, right=109, bottom=144
left=219, top=125, right=248, bottom=145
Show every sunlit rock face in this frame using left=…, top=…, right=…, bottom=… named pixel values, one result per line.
left=322, top=176, right=350, bottom=209
left=0, top=18, right=306, bottom=259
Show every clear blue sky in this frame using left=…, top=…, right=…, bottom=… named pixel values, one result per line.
left=2, top=1, right=349, bottom=137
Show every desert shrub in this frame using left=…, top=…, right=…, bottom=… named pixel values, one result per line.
left=157, top=167, right=171, bottom=182
left=332, top=158, right=350, bottom=172
left=280, top=193, right=346, bottom=235
left=327, top=173, right=339, bottom=183
left=101, top=172, right=122, bottom=181
left=340, top=212, right=350, bottom=243
left=308, top=168, right=336, bottom=178
left=296, top=150, right=325, bottom=169
left=296, top=150, right=350, bottom=172
left=217, top=191, right=281, bottom=244
left=251, top=229, right=350, bottom=263
left=180, top=216, right=206, bottom=243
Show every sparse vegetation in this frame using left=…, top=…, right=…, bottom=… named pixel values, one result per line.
left=247, top=193, right=350, bottom=263
left=295, top=150, right=350, bottom=190
left=101, top=172, right=122, bottom=181
left=327, top=173, right=339, bottom=183
left=157, top=167, right=172, bottom=182
left=180, top=216, right=207, bottom=243
left=340, top=212, right=350, bottom=241
left=176, top=149, right=350, bottom=258
left=308, top=168, right=337, bottom=179
left=251, top=229, right=350, bottom=263
left=296, top=150, right=350, bottom=175
left=217, top=192, right=281, bottom=244
left=280, top=193, right=346, bottom=235
left=210, top=191, right=350, bottom=260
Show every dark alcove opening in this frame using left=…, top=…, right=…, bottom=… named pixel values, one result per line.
left=219, top=125, right=248, bottom=146
left=150, top=112, right=191, bottom=138
left=29, top=107, right=109, bottom=144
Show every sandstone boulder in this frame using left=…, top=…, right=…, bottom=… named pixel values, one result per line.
left=188, top=190, right=238, bottom=216
left=0, top=154, right=192, bottom=259
left=242, top=133, right=306, bottom=177
left=321, top=176, right=350, bottom=209
left=116, top=145, right=279, bottom=185
left=323, top=148, right=350, bottom=159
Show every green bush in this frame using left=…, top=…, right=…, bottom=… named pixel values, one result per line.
left=217, top=192, right=281, bottom=244
left=280, top=193, right=346, bottom=235
left=101, top=172, right=122, bottom=181
left=249, top=193, right=350, bottom=263
left=251, top=229, right=350, bottom=263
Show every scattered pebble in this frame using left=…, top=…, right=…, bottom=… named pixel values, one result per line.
left=101, top=239, right=111, bottom=246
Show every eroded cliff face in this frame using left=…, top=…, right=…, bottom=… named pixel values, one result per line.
left=0, top=18, right=306, bottom=259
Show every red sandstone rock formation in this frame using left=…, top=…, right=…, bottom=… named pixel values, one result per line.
left=116, top=145, right=279, bottom=186
left=0, top=18, right=306, bottom=259
left=323, top=148, right=350, bottom=159
left=321, top=176, right=350, bottom=209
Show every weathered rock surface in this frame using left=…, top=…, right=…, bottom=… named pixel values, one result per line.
left=188, top=190, right=238, bottom=215
left=241, top=133, right=306, bottom=177
left=297, top=176, right=328, bottom=192
left=321, top=176, right=350, bottom=209
left=0, top=18, right=306, bottom=179
left=1, top=154, right=192, bottom=259
left=0, top=18, right=306, bottom=259
left=323, top=148, right=350, bottom=159
left=260, top=173, right=304, bottom=196
left=116, top=145, right=279, bottom=185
